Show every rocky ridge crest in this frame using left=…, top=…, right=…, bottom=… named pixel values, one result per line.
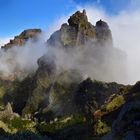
left=47, top=10, right=112, bottom=47
left=1, top=29, right=41, bottom=49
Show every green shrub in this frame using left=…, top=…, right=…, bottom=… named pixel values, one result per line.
left=37, top=114, right=86, bottom=133
left=106, top=95, right=125, bottom=112
left=2, top=117, right=36, bottom=133
left=95, top=120, right=110, bottom=136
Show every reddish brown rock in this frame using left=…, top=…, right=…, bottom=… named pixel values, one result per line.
left=1, top=29, right=41, bottom=49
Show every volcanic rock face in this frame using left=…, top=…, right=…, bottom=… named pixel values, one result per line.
left=67, top=10, right=96, bottom=45
left=47, top=10, right=112, bottom=47
left=1, top=29, right=41, bottom=49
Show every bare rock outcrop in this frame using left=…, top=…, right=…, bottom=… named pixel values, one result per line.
left=47, top=10, right=112, bottom=47
left=0, top=103, right=19, bottom=119
left=1, top=29, right=41, bottom=49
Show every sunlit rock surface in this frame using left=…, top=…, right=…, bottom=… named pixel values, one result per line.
left=1, top=29, right=42, bottom=49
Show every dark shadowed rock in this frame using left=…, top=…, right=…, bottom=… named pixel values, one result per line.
left=102, top=101, right=140, bottom=140
left=95, top=19, right=113, bottom=47
left=37, top=54, right=56, bottom=75
left=75, top=78, right=124, bottom=117
left=68, top=10, right=88, bottom=28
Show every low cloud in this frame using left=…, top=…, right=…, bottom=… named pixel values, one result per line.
left=0, top=33, right=46, bottom=78
left=76, top=4, right=140, bottom=84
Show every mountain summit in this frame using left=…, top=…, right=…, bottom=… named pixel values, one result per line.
left=47, top=10, right=112, bottom=47
left=1, top=29, right=41, bottom=49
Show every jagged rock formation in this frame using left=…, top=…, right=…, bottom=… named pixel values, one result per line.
left=1, top=29, right=41, bottom=49
left=47, top=10, right=112, bottom=47
left=0, top=103, right=19, bottom=119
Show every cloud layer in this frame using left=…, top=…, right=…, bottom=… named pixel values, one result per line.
left=0, top=34, right=46, bottom=79
left=78, top=4, right=140, bottom=84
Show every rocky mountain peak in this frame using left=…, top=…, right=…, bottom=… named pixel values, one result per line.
left=47, top=10, right=112, bottom=47
left=68, top=9, right=88, bottom=29
left=1, top=29, right=41, bottom=49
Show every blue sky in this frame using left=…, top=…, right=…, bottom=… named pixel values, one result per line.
left=0, top=0, right=136, bottom=37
